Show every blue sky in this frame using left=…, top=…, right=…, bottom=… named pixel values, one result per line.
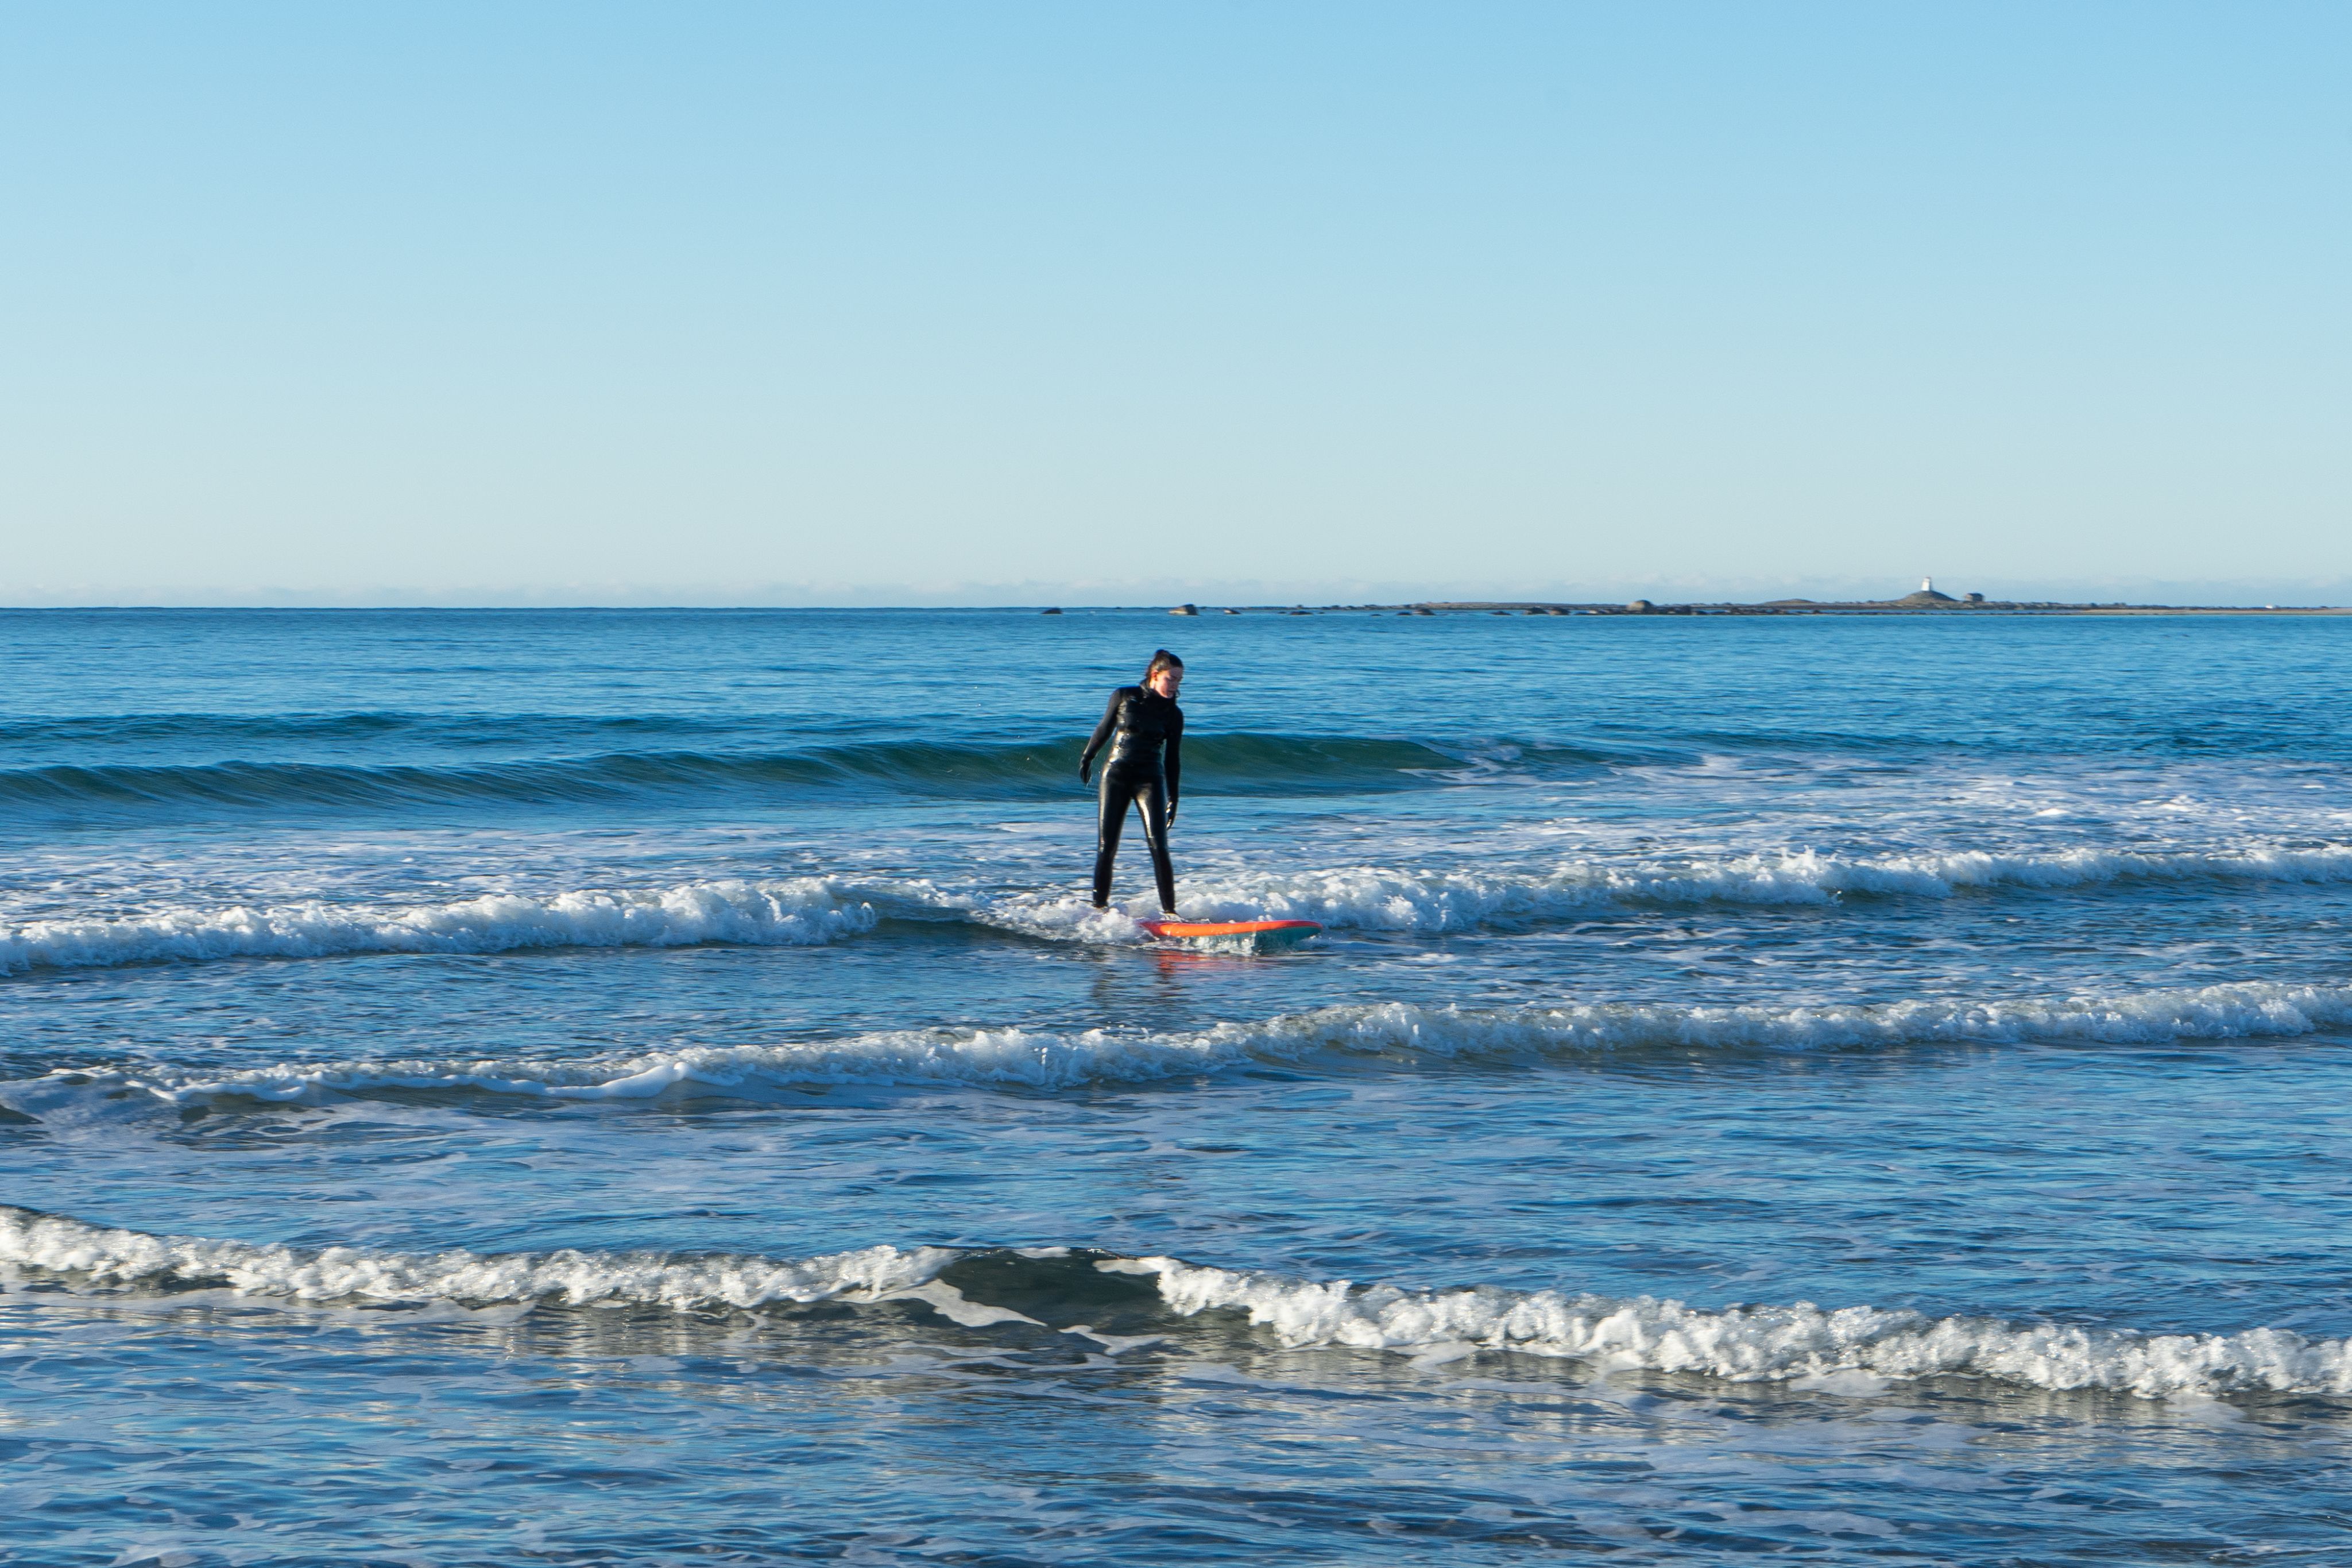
left=3, top=2, right=2345, bottom=605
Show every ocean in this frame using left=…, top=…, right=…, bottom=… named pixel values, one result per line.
left=5, top=606, right=2351, bottom=1565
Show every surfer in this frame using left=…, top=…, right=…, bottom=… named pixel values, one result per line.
left=1080, top=649, right=1184, bottom=913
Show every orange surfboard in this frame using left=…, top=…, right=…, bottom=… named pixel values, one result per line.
left=1139, top=918, right=1322, bottom=948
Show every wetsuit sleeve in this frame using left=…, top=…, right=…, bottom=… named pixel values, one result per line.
left=1165, top=706, right=1182, bottom=810
left=1078, top=688, right=1121, bottom=780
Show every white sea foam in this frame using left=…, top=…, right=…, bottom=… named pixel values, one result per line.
left=0, top=877, right=894, bottom=974
left=6, top=1206, right=2343, bottom=1400
left=1165, top=843, right=2352, bottom=930
left=5, top=843, right=2349, bottom=973
left=0, top=1206, right=953, bottom=1311
left=1115, top=1255, right=2352, bottom=1400
left=11, top=981, right=2350, bottom=1113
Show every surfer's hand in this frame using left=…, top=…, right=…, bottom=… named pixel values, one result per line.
left=1167, top=800, right=1178, bottom=826
left=1078, top=759, right=1092, bottom=784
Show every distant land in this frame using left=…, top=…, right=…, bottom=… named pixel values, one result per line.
left=1128, top=582, right=2352, bottom=617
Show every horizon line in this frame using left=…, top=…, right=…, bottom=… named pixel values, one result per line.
left=5, top=598, right=2347, bottom=614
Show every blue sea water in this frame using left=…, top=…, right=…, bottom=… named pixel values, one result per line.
left=5, top=606, right=2352, bottom=1565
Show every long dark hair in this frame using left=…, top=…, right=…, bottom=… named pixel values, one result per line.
left=1144, top=649, right=1184, bottom=684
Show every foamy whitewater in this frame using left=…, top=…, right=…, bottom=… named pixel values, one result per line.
left=14, top=842, right=2352, bottom=973
left=10, top=1206, right=2345, bottom=1400
left=12, top=981, right=2352, bottom=1114
left=9, top=607, right=2352, bottom=1563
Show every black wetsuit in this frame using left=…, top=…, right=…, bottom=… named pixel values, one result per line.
left=1079, top=684, right=1183, bottom=911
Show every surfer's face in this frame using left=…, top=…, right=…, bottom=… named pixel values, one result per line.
left=1149, top=667, right=1182, bottom=699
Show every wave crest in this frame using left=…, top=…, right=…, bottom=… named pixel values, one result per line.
left=12, top=982, right=2350, bottom=1112
left=0, top=1206, right=951, bottom=1311
left=11, top=842, right=2352, bottom=976
left=1117, top=1256, right=2352, bottom=1400
left=0, top=733, right=1474, bottom=819
left=1173, top=844, right=2352, bottom=929
left=0, top=877, right=889, bottom=974
left=7, top=1207, right=2345, bottom=1400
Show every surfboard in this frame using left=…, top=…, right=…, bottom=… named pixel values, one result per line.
left=1139, top=918, right=1322, bottom=948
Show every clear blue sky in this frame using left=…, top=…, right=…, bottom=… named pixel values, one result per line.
left=2, top=2, right=2345, bottom=605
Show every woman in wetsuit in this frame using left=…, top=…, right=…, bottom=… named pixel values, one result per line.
left=1079, top=649, right=1184, bottom=913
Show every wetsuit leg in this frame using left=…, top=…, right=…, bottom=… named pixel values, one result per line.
left=1132, top=772, right=1177, bottom=913
left=1092, top=765, right=1129, bottom=905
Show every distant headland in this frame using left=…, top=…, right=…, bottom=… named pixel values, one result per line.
left=1135, top=579, right=2350, bottom=617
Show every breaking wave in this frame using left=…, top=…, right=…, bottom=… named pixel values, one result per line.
left=1173, top=843, right=2352, bottom=929
left=0, top=878, right=895, bottom=974
left=6, top=1207, right=2345, bottom=1400
left=0, top=1206, right=955, bottom=1314
left=11, top=981, right=2350, bottom=1112
left=1120, top=1256, right=2352, bottom=1401
left=10, top=842, right=2352, bottom=976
